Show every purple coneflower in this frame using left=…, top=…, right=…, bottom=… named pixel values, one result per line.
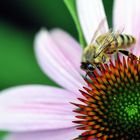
left=0, top=0, right=140, bottom=139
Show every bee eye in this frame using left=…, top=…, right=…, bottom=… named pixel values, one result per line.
left=87, top=64, right=94, bottom=71
left=81, top=62, right=87, bottom=70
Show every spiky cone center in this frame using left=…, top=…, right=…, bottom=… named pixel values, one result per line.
left=73, top=56, right=140, bottom=140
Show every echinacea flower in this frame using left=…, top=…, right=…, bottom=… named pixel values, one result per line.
left=74, top=55, right=140, bottom=139
left=0, top=0, right=140, bottom=139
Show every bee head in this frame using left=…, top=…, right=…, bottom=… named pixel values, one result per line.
left=81, top=62, right=95, bottom=72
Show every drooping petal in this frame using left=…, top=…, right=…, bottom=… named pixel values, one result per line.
left=50, top=29, right=82, bottom=72
left=113, top=0, right=140, bottom=56
left=34, top=29, right=84, bottom=93
left=76, top=0, right=109, bottom=44
left=5, top=127, right=82, bottom=140
left=0, top=85, right=78, bottom=131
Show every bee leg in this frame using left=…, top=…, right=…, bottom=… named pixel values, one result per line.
left=96, top=64, right=101, bottom=71
left=88, top=71, right=96, bottom=78
left=118, top=50, right=140, bottom=60
left=84, top=71, right=96, bottom=80
left=84, top=73, right=88, bottom=80
left=83, top=72, right=96, bottom=83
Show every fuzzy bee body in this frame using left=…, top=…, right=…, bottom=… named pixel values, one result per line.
left=116, top=34, right=136, bottom=47
left=96, top=33, right=136, bottom=54
left=81, top=32, right=136, bottom=72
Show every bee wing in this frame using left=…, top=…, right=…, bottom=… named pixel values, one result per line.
left=90, top=18, right=108, bottom=45
left=95, top=29, right=124, bottom=57
left=101, top=28, right=124, bottom=48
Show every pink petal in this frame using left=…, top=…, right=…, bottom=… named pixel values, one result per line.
left=0, top=85, right=78, bottom=131
left=76, top=0, right=109, bottom=44
left=34, top=29, right=85, bottom=93
left=50, top=29, right=82, bottom=72
left=5, top=127, right=82, bottom=140
left=113, top=0, right=140, bottom=56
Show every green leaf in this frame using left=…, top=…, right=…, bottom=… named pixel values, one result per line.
left=63, top=0, right=86, bottom=47
left=102, top=0, right=113, bottom=28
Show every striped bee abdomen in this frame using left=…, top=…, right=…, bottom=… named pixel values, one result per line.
left=117, top=34, right=136, bottom=48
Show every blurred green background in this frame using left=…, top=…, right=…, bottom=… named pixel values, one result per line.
left=0, top=0, right=113, bottom=139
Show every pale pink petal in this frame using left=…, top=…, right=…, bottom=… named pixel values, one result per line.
left=34, top=29, right=84, bottom=93
left=76, top=0, right=109, bottom=44
left=50, top=29, right=82, bottom=73
left=0, top=85, right=78, bottom=131
left=113, top=0, right=140, bottom=56
left=5, top=127, right=83, bottom=140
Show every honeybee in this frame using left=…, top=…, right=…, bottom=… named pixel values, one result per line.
left=81, top=20, right=136, bottom=73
